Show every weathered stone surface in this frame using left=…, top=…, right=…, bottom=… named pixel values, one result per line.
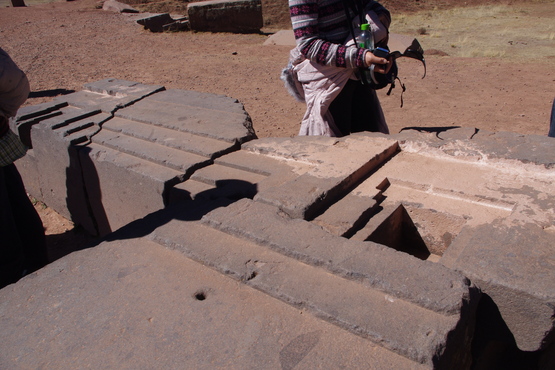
left=201, top=199, right=474, bottom=315
left=92, top=129, right=212, bottom=173
left=102, top=116, right=234, bottom=158
left=395, top=128, right=555, bottom=169
left=150, top=202, right=476, bottom=367
left=114, top=89, right=255, bottom=144
left=244, top=134, right=400, bottom=219
left=79, top=143, right=183, bottom=235
left=441, top=221, right=555, bottom=352
left=382, top=129, right=555, bottom=353
left=14, top=80, right=256, bottom=236
left=187, top=0, right=263, bottom=33
left=54, top=78, right=164, bottom=113
left=6, top=79, right=555, bottom=368
left=136, top=13, right=175, bottom=32
left=0, top=238, right=425, bottom=369
left=312, top=192, right=379, bottom=237
left=24, top=105, right=111, bottom=234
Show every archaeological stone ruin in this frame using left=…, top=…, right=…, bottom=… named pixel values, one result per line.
left=1, top=78, right=554, bottom=369
left=129, top=0, right=263, bottom=33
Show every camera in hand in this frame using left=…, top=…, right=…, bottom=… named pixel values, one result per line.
left=362, top=46, right=396, bottom=90
left=372, top=47, right=390, bottom=59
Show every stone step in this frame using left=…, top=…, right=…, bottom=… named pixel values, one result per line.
left=102, top=116, right=236, bottom=159
left=0, top=237, right=426, bottom=369
left=114, top=89, right=254, bottom=143
left=148, top=199, right=477, bottom=368
left=80, top=143, right=184, bottom=234
left=200, top=199, right=474, bottom=315
left=312, top=192, right=381, bottom=237
left=214, top=150, right=280, bottom=176
left=91, top=129, right=211, bottom=174
left=169, top=179, right=215, bottom=204
left=242, top=135, right=400, bottom=220
left=190, top=163, right=267, bottom=186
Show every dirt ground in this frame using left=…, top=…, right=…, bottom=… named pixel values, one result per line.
left=0, top=0, right=554, bottom=257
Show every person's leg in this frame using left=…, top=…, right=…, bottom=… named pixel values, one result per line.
left=0, top=164, right=47, bottom=288
left=549, top=98, right=555, bottom=138
left=0, top=165, right=26, bottom=288
left=329, top=79, right=357, bottom=137
left=350, top=83, right=388, bottom=134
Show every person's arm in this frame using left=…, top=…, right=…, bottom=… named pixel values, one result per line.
left=289, top=0, right=388, bottom=70
left=0, top=48, right=30, bottom=119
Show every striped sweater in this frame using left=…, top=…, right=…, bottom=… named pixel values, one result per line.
left=289, top=0, right=389, bottom=69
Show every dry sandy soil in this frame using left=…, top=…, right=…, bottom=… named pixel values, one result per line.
left=1, top=0, right=554, bottom=257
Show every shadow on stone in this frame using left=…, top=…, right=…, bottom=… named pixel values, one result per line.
left=75, top=145, right=111, bottom=237
left=45, top=225, right=97, bottom=263
left=101, top=179, right=258, bottom=243
left=400, top=125, right=461, bottom=134
left=28, top=89, right=75, bottom=99
left=471, top=294, right=541, bottom=370
left=366, top=203, right=430, bottom=260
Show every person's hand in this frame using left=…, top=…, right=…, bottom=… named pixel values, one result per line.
left=364, top=51, right=390, bottom=74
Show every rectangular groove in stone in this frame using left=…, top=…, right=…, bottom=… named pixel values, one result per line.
left=15, top=101, right=69, bottom=121
left=102, top=117, right=236, bottom=159
left=63, top=120, right=95, bottom=137
left=16, top=111, right=63, bottom=127
left=66, top=126, right=101, bottom=145
left=92, top=129, right=212, bottom=173
left=49, top=108, right=102, bottom=130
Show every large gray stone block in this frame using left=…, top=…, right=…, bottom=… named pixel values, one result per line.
left=114, top=89, right=255, bottom=144
left=147, top=198, right=479, bottom=368
left=5, top=82, right=555, bottom=369
left=441, top=221, right=555, bottom=352
left=79, top=143, right=184, bottom=235
left=25, top=105, right=111, bottom=234
left=187, top=0, right=263, bottom=33
left=13, top=79, right=256, bottom=236
left=0, top=238, right=425, bottom=369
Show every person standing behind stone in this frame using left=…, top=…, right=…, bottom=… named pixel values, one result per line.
left=0, top=47, right=48, bottom=289
left=283, top=0, right=391, bottom=137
